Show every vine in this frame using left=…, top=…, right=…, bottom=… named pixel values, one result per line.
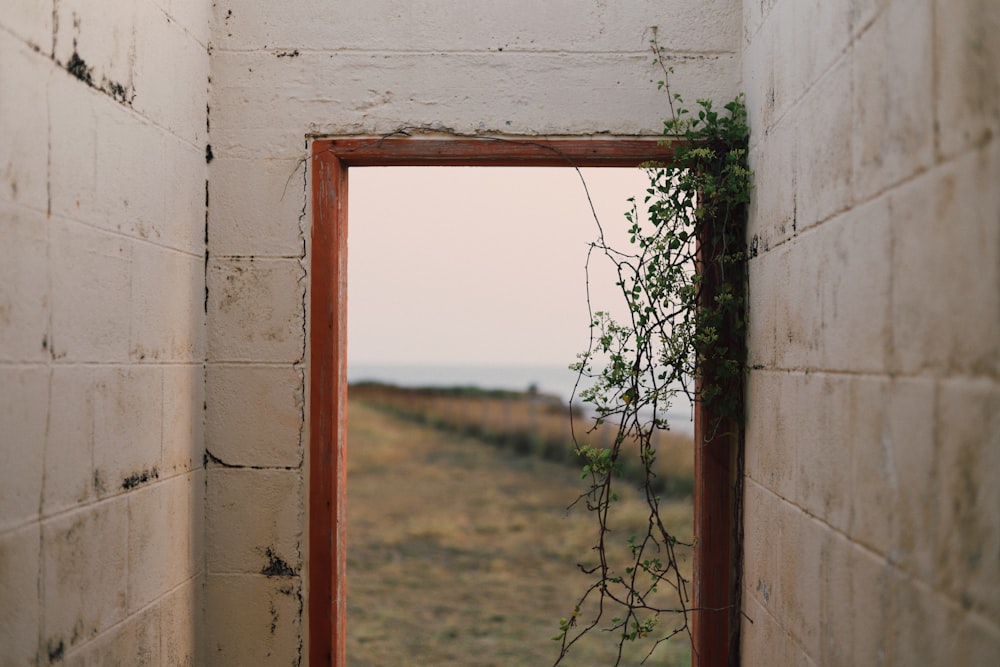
left=554, top=44, right=751, bottom=666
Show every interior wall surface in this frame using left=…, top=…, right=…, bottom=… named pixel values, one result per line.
left=1, top=1, right=210, bottom=665
left=206, top=0, right=740, bottom=663
left=741, top=0, right=999, bottom=663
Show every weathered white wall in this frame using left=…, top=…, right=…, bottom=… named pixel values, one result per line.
left=11, top=1, right=994, bottom=665
left=206, top=0, right=740, bottom=662
left=1, top=1, right=209, bottom=664
left=742, top=0, right=1000, bottom=663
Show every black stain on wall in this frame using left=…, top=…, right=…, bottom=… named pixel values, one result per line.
left=121, top=467, right=159, bottom=490
left=261, top=548, right=296, bottom=578
left=62, top=34, right=134, bottom=106
left=66, top=51, right=93, bottom=86
left=107, top=80, right=128, bottom=104
left=93, top=470, right=106, bottom=495
left=47, top=639, right=65, bottom=663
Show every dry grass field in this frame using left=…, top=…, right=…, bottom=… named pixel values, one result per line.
left=346, top=396, right=693, bottom=666
left=349, top=383, right=695, bottom=498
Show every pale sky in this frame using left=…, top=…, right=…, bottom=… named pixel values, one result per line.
left=346, top=166, right=650, bottom=367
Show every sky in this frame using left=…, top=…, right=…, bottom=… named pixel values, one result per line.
left=346, top=166, right=651, bottom=368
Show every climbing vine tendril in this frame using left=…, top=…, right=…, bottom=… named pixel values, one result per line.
left=554, top=43, right=751, bottom=666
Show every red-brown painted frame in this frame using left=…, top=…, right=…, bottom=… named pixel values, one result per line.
left=309, top=135, right=738, bottom=666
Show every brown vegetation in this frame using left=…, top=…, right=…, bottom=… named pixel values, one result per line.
left=349, top=382, right=694, bottom=498
left=346, top=398, right=693, bottom=666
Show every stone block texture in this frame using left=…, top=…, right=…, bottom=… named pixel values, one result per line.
left=5, top=0, right=997, bottom=665
left=742, top=0, right=1000, bottom=663
left=1, top=0, right=209, bottom=664
left=202, top=0, right=740, bottom=663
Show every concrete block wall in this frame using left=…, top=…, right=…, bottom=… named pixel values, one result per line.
left=206, top=0, right=740, bottom=662
left=13, top=1, right=995, bottom=664
left=741, top=0, right=1000, bottom=663
left=1, top=1, right=209, bottom=664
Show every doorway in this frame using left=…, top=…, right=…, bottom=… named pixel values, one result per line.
left=308, top=136, right=736, bottom=666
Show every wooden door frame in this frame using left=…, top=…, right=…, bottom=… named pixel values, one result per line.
left=308, top=135, right=739, bottom=666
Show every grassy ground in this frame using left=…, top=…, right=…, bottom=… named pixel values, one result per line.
left=346, top=398, right=693, bottom=666
left=349, top=382, right=695, bottom=499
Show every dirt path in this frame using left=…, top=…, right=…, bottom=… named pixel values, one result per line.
left=346, top=400, right=692, bottom=666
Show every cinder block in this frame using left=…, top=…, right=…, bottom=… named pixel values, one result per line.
left=132, top=0, right=210, bottom=146
left=885, top=569, right=985, bottom=666
left=204, top=573, right=302, bottom=667
left=740, top=10, right=772, bottom=144
left=792, top=0, right=854, bottom=107
left=747, top=113, right=796, bottom=247
left=41, top=500, right=129, bottom=656
left=126, top=480, right=169, bottom=614
left=0, top=523, right=41, bottom=666
left=57, top=98, right=202, bottom=260
left=744, top=370, right=798, bottom=500
left=883, top=378, right=937, bottom=581
left=3, top=0, right=54, bottom=52
left=162, top=363, right=206, bottom=475
left=211, top=0, right=737, bottom=56
left=49, top=219, right=131, bottom=362
left=83, top=106, right=205, bottom=255
left=741, top=0, right=798, bottom=134
left=845, top=543, right=892, bottom=666
left=209, top=157, right=307, bottom=257
left=206, top=468, right=301, bottom=575
left=164, top=469, right=205, bottom=590
left=127, top=471, right=204, bottom=613
left=740, top=590, right=813, bottom=667
left=851, top=0, right=934, bottom=201
left=886, top=571, right=1000, bottom=664
left=207, top=257, right=305, bottom=363
left=159, top=136, right=207, bottom=256
left=53, top=0, right=136, bottom=95
left=816, top=198, right=891, bottom=373
left=92, top=365, right=163, bottom=497
left=160, top=574, right=205, bottom=667
left=935, top=378, right=1000, bottom=624
left=742, top=478, right=783, bottom=613
left=48, top=73, right=100, bottom=223
left=130, top=242, right=205, bottom=362
left=890, top=145, right=1000, bottom=376
left=93, top=104, right=169, bottom=242
left=794, top=56, right=854, bottom=230
left=209, top=50, right=737, bottom=159
left=817, top=529, right=854, bottom=665
left=44, top=366, right=97, bottom=516
left=769, top=232, right=823, bottom=370
left=765, top=0, right=800, bottom=120
left=206, top=364, right=303, bottom=468
left=776, top=501, right=822, bottom=660
left=0, top=33, right=50, bottom=212
left=840, top=376, right=894, bottom=550
left=0, top=203, right=49, bottom=363
left=746, top=244, right=788, bottom=369
left=794, top=373, right=853, bottom=533
left=62, top=603, right=160, bottom=667
left=934, top=0, right=1000, bottom=160
left=0, top=367, right=47, bottom=530
left=770, top=201, right=891, bottom=373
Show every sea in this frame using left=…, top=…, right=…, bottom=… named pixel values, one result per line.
left=348, top=362, right=695, bottom=434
